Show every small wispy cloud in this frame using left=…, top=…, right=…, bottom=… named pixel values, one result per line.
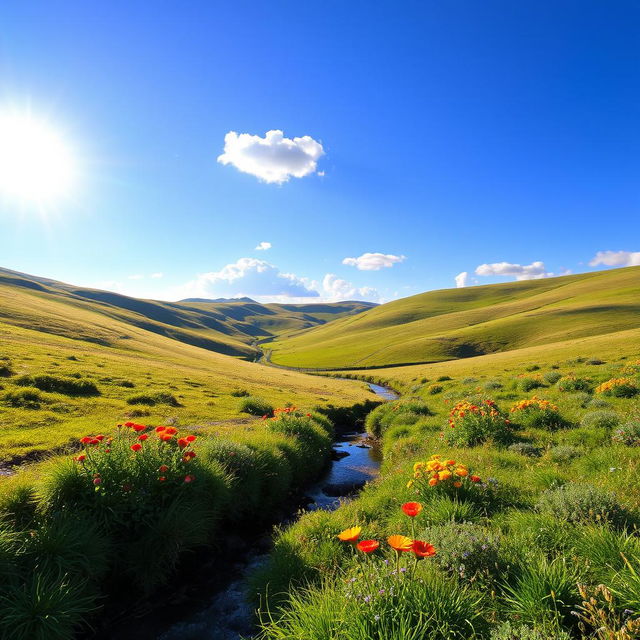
left=150, top=272, right=163, bottom=279
left=255, top=241, right=272, bottom=251
left=342, top=252, right=406, bottom=271
left=589, top=250, right=640, bottom=267
left=454, top=271, right=469, bottom=288
left=217, top=130, right=324, bottom=184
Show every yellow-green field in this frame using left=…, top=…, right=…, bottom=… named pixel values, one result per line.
left=0, top=273, right=373, bottom=463
left=264, top=266, right=640, bottom=369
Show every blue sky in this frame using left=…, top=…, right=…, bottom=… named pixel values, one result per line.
left=0, top=1, right=638, bottom=303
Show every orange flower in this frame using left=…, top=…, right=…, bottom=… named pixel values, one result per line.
left=428, top=477, right=439, bottom=487
left=159, top=434, right=173, bottom=442
left=438, top=470, right=452, bottom=480
left=130, top=443, right=142, bottom=452
left=453, top=481, right=462, bottom=488
left=159, top=464, right=169, bottom=472
left=337, top=526, right=362, bottom=542
left=387, top=535, right=413, bottom=552
left=356, top=539, right=380, bottom=553
left=455, top=467, right=468, bottom=477
left=401, top=502, right=422, bottom=518
left=178, top=438, right=189, bottom=449
left=412, top=540, right=436, bottom=558
left=470, top=475, right=481, bottom=483
left=164, top=426, right=178, bottom=436
left=131, top=423, right=146, bottom=433
left=75, top=454, right=86, bottom=462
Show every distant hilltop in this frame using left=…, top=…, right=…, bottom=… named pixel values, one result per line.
left=181, top=297, right=257, bottom=303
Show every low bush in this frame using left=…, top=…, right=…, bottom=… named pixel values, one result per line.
left=484, top=379, right=503, bottom=390
left=126, top=392, right=181, bottom=407
left=230, top=388, right=250, bottom=397
left=557, top=376, right=591, bottom=393
left=445, top=400, right=513, bottom=447
left=365, top=399, right=433, bottom=436
left=611, top=421, right=640, bottom=446
left=595, top=377, right=638, bottom=398
left=518, top=378, right=545, bottom=392
left=437, top=375, right=452, bottom=382
left=15, top=374, right=99, bottom=397
left=510, top=397, right=570, bottom=430
left=238, top=396, right=274, bottom=416
left=581, top=410, right=620, bottom=430
left=508, top=442, right=543, bottom=457
left=0, top=363, right=13, bottom=377
left=536, top=483, right=629, bottom=528
left=543, top=371, right=562, bottom=385
left=427, top=383, right=443, bottom=395
left=3, top=387, right=44, bottom=409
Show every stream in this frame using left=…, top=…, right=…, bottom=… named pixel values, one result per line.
left=157, top=381, right=398, bottom=640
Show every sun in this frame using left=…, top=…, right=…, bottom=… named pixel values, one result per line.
left=0, top=110, right=76, bottom=205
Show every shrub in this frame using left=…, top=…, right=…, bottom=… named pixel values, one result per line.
left=518, top=377, right=545, bottom=392
left=427, top=384, right=443, bottom=395
left=15, top=374, right=99, bottom=397
left=525, top=365, right=540, bottom=372
left=0, top=363, right=13, bottom=377
left=557, top=376, right=591, bottom=393
left=238, top=396, right=274, bottom=416
left=581, top=410, right=620, bottom=430
left=510, top=397, right=570, bottom=430
left=595, top=377, right=638, bottom=398
left=586, top=358, right=605, bottom=365
left=548, top=445, right=581, bottom=463
left=543, top=371, right=562, bottom=385
left=445, top=400, right=513, bottom=447
left=489, top=622, right=570, bottom=640
left=119, top=380, right=135, bottom=388
left=612, top=421, right=640, bottom=446
left=437, top=375, right=452, bottom=382
left=484, top=380, right=503, bottom=390
left=126, top=392, right=181, bottom=407
left=536, top=483, right=629, bottom=528
left=462, top=377, right=478, bottom=385
left=230, top=388, right=250, bottom=397
left=508, top=442, right=543, bottom=457
left=425, top=522, right=502, bottom=583
left=3, top=388, right=44, bottom=409
left=365, top=400, right=433, bottom=436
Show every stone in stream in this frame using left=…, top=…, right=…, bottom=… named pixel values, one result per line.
left=331, top=448, right=350, bottom=460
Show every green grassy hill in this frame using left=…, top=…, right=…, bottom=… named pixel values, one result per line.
left=0, top=268, right=374, bottom=463
left=0, top=267, right=374, bottom=359
left=264, top=266, right=640, bottom=369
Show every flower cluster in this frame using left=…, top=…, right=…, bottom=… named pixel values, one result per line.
left=337, top=502, right=436, bottom=560
left=407, top=455, right=481, bottom=490
left=510, top=396, right=559, bottom=413
left=75, top=422, right=199, bottom=489
left=445, top=399, right=511, bottom=446
left=595, top=378, right=638, bottom=398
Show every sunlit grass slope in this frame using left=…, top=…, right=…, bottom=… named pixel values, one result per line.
left=0, top=276, right=373, bottom=463
left=0, top=267, right=374, bottom=360
left=265, top=266, right=640, bottom=369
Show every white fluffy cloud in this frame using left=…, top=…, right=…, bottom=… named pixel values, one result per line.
left=217, top=130, right=324, bottom=184
left=255, top=241, right=272, bottom=251
left=321, top=274, right=378, bottom=301
left=455, top=271, right=469, bottom=288
left=475, top=261, right=551, bottom=281
left=180, top=258, right=318, bottom=299
left=342, top=252, right=406, bottom=271
left=589, top=250, right=640, bottom=267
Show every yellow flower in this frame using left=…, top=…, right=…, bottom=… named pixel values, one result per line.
left=337, top=526, right=362, bottom=542
left=413, top=462, right=424, bottom=472
left=455, top=467, right=468, bottom=477
left=438, top=470, right=452, bottom=481
left=428, top=477, right=439, bottom=487
left=406, top=480, right=414, bottom=489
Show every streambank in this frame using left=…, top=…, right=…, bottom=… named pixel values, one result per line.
left=155, top=382, right=398, bottom=640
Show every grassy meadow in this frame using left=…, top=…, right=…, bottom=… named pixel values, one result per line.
left=251, top=339, right=640, bottom=639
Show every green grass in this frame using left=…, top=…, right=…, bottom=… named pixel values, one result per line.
left=264, top=266, right=640, bottom=368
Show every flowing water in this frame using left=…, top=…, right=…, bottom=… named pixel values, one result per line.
left=156, top=382, right=398, bottom=640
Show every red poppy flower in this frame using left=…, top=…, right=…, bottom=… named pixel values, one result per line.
left=159, top=433, right=173, bottom=442
left=130, top=443, right=142, bottom=452
left=183, top=451, right=196, bottom=461
left=75, top=454, right=86, bottom=462
left=131, top=423, right=146, bottom=433
left=184, top=474, right=195, bottom=483
left=138, top=434, right=149, bottom=441
left=155, top=426, right=166, bottom=433
left=470, top=475, right=481, bottom=483
left=401, top=502, right=423, bottom=518
left=124, top=422, right=135, bottom=428
left=412, top=540, right=436, bottom=558
left=164, top=427, right=178, bottom=435
left=80, top=436, right=92, bottom=444
left=158, top=476, right=166, bottom=483
left=178, top=438, right=189, bottom=449
left=94, top=434, right=106, bottom=441
left=356, top=539, right=380, bottom=554
left=90, top=438, right=101, bottom=445
left=93, top=477, right=102, bottom=485
left=159, top=464, right=169, bottom=472
left=186, top=435, right=196, bottom=442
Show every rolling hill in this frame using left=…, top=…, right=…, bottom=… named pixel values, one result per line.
left=0, top=267, right=375, bottom=359
left=263, top=266, right=640, bottom=369
left=0, top=268, right=375, bottom=462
